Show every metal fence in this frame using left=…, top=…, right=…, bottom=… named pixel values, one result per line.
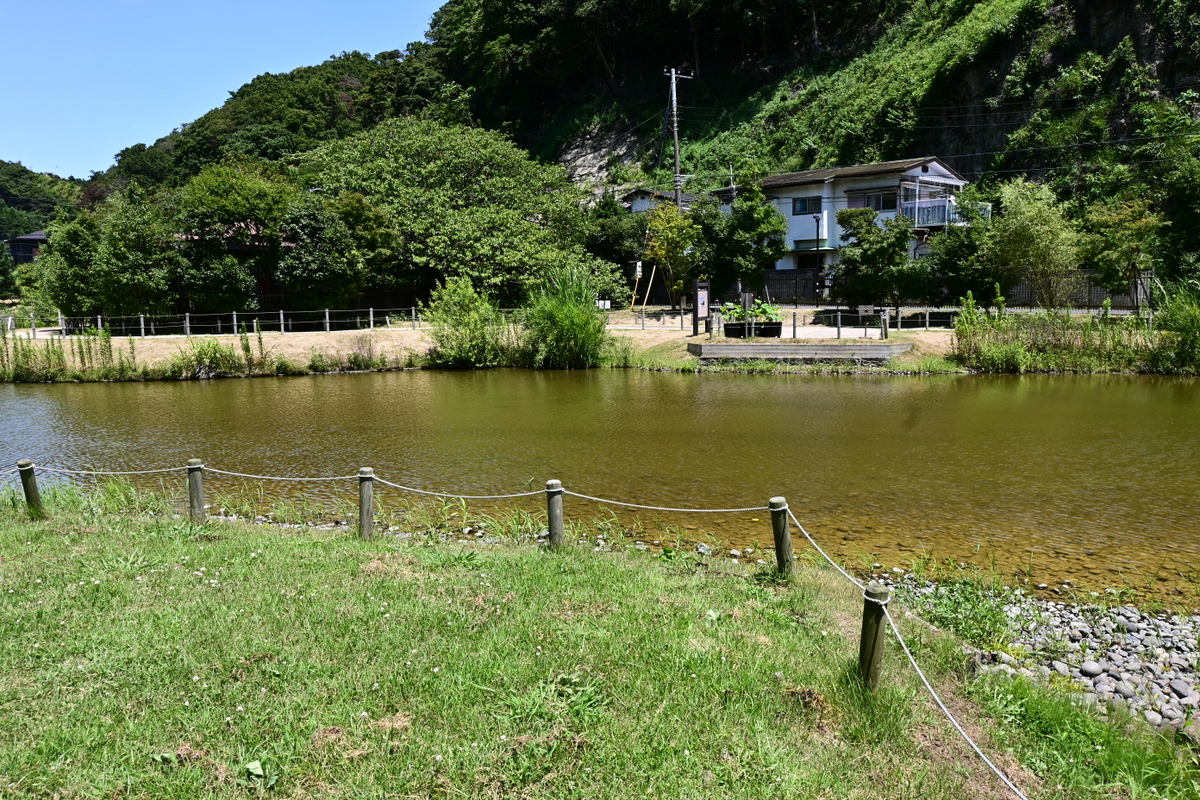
left=2, top=307, right=430, bottom=338
left=760, top=270, right=1151, bottom=310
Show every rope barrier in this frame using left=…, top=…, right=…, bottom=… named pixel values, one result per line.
left=884, top=607, right=1031, bottom=800
left=785, top=508, right=1031, bottom=799
left=786, top=507, right=865, bottom=590
left=35, top=464, right=189, bottom=476
left=205, top=468, right=358, bottom=482
left=7, top=456, right=1033, bottom=797
left=374, top=477, right=543, bottom=500
left=563, top=489, right=769, bottom=514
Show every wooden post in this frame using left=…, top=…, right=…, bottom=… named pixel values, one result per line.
left=30, top=315, right=36, bottom=339
left=184, top=313, right=191, bottom=336
left=641, top=310, right=646, bottom=330
left=879, top=311, right=887, bottom=340
left=324, top=309, right=330, bottom=332
left=358, top=467, right=375, bottom=540
left=139, top=314, right=145, bottom=337
left=411, top=307, right=417, bottom=329
left=58, top=312, right=65, bottom=334
left=925, top=310, right=930, bottom=330
left=546, top=479, right=565, bottom=549
left=16, top=460, right=44, bottom=519
left=186, top=459, right=206, bottom=524
left=769, top=497, right=794, bottom=578
left=858, top=583, right=890, bottom=690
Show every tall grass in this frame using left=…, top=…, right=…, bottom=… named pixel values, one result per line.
left=422, top=277, right=516, bottom=368
left=424, top=269, right=610, bottom=369
left=953, top=290, right=1200, bottom=374
left=519, top=264, right=609, bottom=369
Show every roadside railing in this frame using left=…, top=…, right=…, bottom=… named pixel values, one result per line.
left=3, top=457, right=1032, bottom=800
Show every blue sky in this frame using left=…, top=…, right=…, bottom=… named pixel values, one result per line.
left=2, top=0, right=445, bottom=179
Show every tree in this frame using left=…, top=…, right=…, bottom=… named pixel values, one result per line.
left=20, top=215, right=102, bottom=316
left=1081, top=198, right=1165, bottom=303
left=644, top=202, right=701, bottom=305
left=277, top=198, right=366, bottom=308
left=0, top=245, right=16, bottom=299
left=176, top=163, right=300, bottom=310
left=91, top=188, right=183, bottom=314
left=985, top=179, right=1081, bottom=309
left=718, top=185, right=787, bottom=293
left=832, top=208, right=924, bottom=307
left=923, top=189, right=1016, bottom=307
left=296, top=117, right=616, bottom=305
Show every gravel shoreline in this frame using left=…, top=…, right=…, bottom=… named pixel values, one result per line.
left=869, top=570, right=1200, bottom=741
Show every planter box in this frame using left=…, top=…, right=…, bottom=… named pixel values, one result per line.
left=723, top=321, right=783, bottom=339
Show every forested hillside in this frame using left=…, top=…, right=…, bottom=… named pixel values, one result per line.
left=5, top=0, right=1200, bottom=311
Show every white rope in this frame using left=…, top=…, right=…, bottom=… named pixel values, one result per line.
left=884, top=607, right=1031, bottom=800
left=563, top=489, right=769, bottom=514
left=35, top=464, right=189, bottom=476
left=375, top=477, right=543, bottom=500
left=786, top=507, right=865, bottom=590
left=780, top=507, right=1029, bottom=797
left=205, top=468, right=358, bottom=482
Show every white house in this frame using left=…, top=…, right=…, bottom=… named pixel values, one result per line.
left=705, top=155, right=979, bottom=275
left=717, top=156, right=979, bottom=273
left=623, top=157, right=987, bottom=301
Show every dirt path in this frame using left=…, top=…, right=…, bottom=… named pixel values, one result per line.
left=12, top=324, right=955, bottom=368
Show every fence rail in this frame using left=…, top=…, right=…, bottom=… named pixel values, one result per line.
left=3, top=457, right=1032, bottom=799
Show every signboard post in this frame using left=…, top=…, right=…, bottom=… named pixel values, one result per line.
left=742, top=291, right=755, bottom=337
left=692, top=279, right=710, bottom=336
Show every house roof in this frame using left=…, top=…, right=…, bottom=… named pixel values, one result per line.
left=757, top=157, right=965, bottom=189
left=622, top=188, right=700, bottom=204
left=8, top=230, right=48, bottom=243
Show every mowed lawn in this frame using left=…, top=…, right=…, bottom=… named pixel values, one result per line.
left=1, top=490, right=1033, bottom=799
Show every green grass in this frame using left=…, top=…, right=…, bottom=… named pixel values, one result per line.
left=0, top=485, right=986, bottom=799
left=971, top=676, right=1200, bottom=798
left=2, top=486, right=1198, bottom=798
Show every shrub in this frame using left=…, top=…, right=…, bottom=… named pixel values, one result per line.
left=423, top=277, right=513, bottom=368
left=165, top=338, right=244, bottom=379
left=520, top=263, right=609, bottom=369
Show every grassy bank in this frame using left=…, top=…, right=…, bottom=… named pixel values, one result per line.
left=2, top=484, right=1198, bottom=798
left=953, top=290, right=1200, bottom=375
left=0, top=327, right=419, bottom=382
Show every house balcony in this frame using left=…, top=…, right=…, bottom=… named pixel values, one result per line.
left=900, top=199, right=992, bottom=227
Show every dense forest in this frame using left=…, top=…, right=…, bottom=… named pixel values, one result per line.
left=4, top=0, right=1200, bottom=313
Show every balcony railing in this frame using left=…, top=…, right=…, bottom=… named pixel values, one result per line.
left=900, top=199, right=992, bottom=227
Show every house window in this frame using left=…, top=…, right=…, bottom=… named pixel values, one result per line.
left=849, top=191, right=898, bottom=212
left=792, top=196, right=822, bottom=215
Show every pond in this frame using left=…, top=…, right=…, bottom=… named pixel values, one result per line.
left=2, top=370, right=1198, bottom=601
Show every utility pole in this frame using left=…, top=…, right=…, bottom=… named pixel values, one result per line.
left=665, top=67, right=694, bottom=207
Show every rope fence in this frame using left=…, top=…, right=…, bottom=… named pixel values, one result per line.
left=4, top=458, right=1031, bottom=799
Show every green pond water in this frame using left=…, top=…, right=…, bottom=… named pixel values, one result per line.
left=2, top=370, right=1198, bottom=601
